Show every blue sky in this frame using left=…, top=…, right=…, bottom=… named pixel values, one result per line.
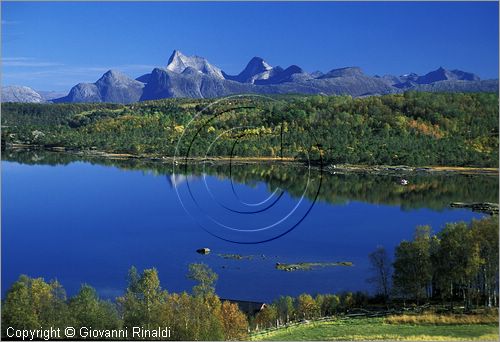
left=1, top=1, right=498, bottom=91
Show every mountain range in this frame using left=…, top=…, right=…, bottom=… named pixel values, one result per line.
left=2, top=50, right=498, bottom=103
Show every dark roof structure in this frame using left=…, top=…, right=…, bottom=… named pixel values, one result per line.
left=221, top=298, right=267, bottom=317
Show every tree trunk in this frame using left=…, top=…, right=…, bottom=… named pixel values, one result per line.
left=449, top=282, right=454, bottom=310
left=462, top=287, right=467, bottom=311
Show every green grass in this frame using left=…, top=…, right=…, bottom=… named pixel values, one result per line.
left=251, top=317, right=499, bottom=341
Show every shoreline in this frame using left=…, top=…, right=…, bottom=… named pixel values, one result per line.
left=3, top=144, right=499, bottom=176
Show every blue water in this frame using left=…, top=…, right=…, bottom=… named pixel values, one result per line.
left=1, top=160, right=488, bottom=302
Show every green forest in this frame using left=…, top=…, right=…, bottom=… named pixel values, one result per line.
left=2, top=92, right=498, bottom=167
left=2, top=216, right=498, bottom=340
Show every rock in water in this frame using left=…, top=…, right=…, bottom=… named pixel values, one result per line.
left=450, top=202, right=499, bottom=216
left=196, top=247, right=211, bottom=255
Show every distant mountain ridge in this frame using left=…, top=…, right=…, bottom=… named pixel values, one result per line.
left=53, top=70, right=145, bottom=104
left=2, top=50, right=498, bottom=103
left=1, top=86, right=66, bottom=103
left=1, top=86, right=44, bottom=103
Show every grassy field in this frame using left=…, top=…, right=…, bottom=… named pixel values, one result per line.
left=250, top=317, right=499, bottom=341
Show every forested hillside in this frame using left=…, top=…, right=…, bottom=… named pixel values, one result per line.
left=2, top=92, right=498, bottom=167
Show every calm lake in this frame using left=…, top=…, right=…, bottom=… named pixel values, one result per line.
left=2, top=150, right=497, bottom=302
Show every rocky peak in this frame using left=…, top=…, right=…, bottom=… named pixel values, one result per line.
left=400, top=72, right=419, bottom=82
left=450, top=69, right=480, bottom=81
left=1, top=85, right=44, bottom=103
left=245, top=57, right=273, bottom=74
left=417, top=66, right=479, bottom=84
left=223, top=56, right=274, bottom=83
left=97, top=70, right=140, bottom=86
left=166, top=50, right=224, bottom=79
left=319, top=67, right=364, bottom=79
left=254, top=64, right=306, bottom=85
left=102, top=69, right=122, bottom=77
